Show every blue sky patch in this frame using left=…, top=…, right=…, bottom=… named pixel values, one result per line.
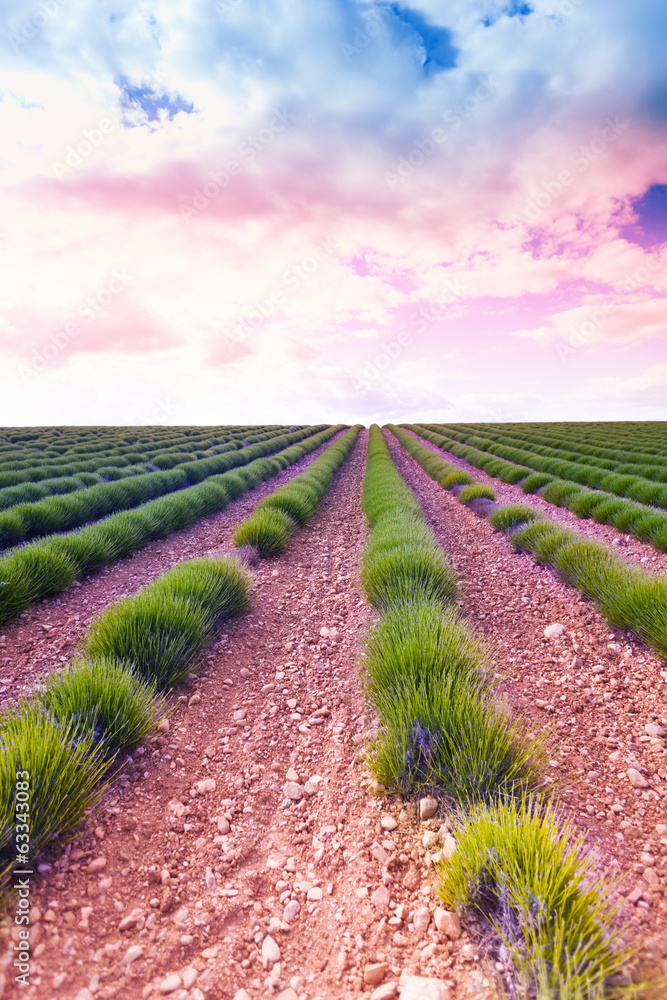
left=484, top=2, right=533, bottom=27
left=621, top=184, right=667, bottom=249
left=117, top=78, right=194, bottom=126
left=390, top=4, right=457, bottom=74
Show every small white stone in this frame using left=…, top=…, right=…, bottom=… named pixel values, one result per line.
left=283, top=899, right=300, bottom=923
left=195, top=778, right=216, bottom=795
left=267, top=853, right=287, bottom=870
left=434, top=908, right=461, bottom=939
left=262, top=934, right=281, bottom=966
left=159, top=973, right=183, bottom=994
left=544, top=623, right=565, bottom=638
left=440, top=835, right=457, bottom=859
left=283, top=782, right=303, bottom=801
left=419, top=797, right=438, bottom=820
left=370, top=983, right=398, bottom=1000
left=307, top=887, right=323, bottom=901
left=205, top=867, right=217, bottom=891
left=371, top=885, right=390, bottom=908
left=646, top=723, right=666, bottom=737
left=182, top=967, right=198, bottom=988
left=399, top=976, right=451, bottom=1000
left=233, top=708, right=247, bottom=722
left=381, top=815, right=397, bottom=831
left=364, top=962, right=388, bottom=986
left=119, top=944, right=143, bottom=967
left=412, top=906, right=430, bottom=932
left=628, top=767, right=649, bottom=789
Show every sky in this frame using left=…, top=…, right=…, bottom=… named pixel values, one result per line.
left=1, top=0, right=666, bottom=427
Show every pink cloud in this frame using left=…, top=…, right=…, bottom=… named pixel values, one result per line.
left=2, top=298, right=182, bottom=364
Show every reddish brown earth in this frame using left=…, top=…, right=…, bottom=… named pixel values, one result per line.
left=405, top=427, right=667, bottom=574
left=0, top=431, right=348, bottom=712
left=1, top=428, right=666, bottom=1000
left=385, top=431, right=667, bottom=980
left=0, top=433, right=494, bottom=1000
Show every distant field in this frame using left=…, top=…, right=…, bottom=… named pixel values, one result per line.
left=0, top=422, right=665, bottom=998
left=407, top=422, right=667, bottom=552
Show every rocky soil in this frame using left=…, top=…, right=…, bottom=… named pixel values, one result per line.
left=386, top=431, right=667, bottom=983
left=406, top=427, right=667, bottom=574
left=1, top=433, right=477, bottom=1000
left=1, top=427, right=666, bottom=1000
left=0, top=430, right=347, bottom=713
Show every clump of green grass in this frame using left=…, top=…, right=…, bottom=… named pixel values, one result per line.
left=362, top=514, right=438, bottom=561
left=499, top=465, right=533, bottom=485
left=511, top=520, right=572, bottom=565
left=84, top=556, right=252, bottom=688
left=232, top=427, right=361, bottom=559
left=457, top=483, right=496, bottom=503
left=650, top=524, right=667, bottom=552
left=0, top=546, right=77, bottom=623
left=590, top=497, right=630, bottom=524
left=46, top=526, right=120, bottom=568
left=436, top=800, right=632, bottom=1000
left=364, top=671, right=543, bottom=807
left=84, top=593, right=213, bottom=689
left=235, top=465, right=263, bottom=490
left=362, top=599, right=489, bottom=709
left=361, top=539, right=458, bottom=610
left=439, top=469, right=474, bottom=489
left=541, top=480, right=586, bottom=507
left=219, top=471, right=247, bottom=500
left=631, top=511, right=667, bottom=543
left=566, top=490, right=610, bottom=518
left=150, top=557, right=253, bottom=621
left=0, top=703, right=109, bottom=877
left=232, top=506, right=297, bottom=557
left=488, top=504, right=538, bottom=531
left=37, top=657, right=165, bottom=755
left=520, top=473, right=555, bottom=493
left=257, top=486, right=318, bottom=526
left=0, top=509, right=25, bottom=547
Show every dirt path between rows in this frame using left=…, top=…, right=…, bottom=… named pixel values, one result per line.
left=406, top=427, right=667, bottom=575
left=385, top=430, right=667, bottom=984
left=2, top=432, right=493, bottom=1000
left=0, top=432, right=348, bottom=713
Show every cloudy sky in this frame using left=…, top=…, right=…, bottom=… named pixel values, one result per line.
left=1, top=0, right=666, bottom=426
